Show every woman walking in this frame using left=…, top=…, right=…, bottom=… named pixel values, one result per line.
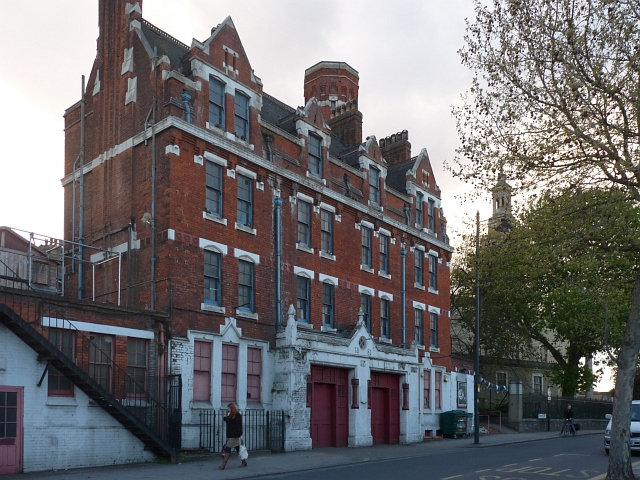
left=219, top=403, right=247, bottom=469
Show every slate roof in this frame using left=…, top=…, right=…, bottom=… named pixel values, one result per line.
left=141, top=20, right=189, bottom=72
left=261, top=94, right=298, bottom=135
left=385, top=157, right=415, bottom=194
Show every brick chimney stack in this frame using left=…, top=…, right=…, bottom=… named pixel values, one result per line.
left=379, top=130, right=412, bottom=166
left=304, top=61, right=362, bottom=149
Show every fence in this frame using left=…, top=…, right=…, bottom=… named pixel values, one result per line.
left=523, top=394, right=613, bottom=420
left=199, top=409, right=285, bottom=453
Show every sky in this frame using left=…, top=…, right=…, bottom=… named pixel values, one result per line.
left=0, top=0, right=488, bottom=241
left=0, top=0, right=614, bottom=391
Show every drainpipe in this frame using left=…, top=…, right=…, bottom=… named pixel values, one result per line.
left=274, top=197, right=282, bottom=332
left=401, top=246, right=407, bottom=348
left=151, top=47, right=157, bottom=310
left=181, top=91, right=191, bottom=123
left=70, top=154, right=80, bottom=273
left=78, top=75, right=86, bottom=299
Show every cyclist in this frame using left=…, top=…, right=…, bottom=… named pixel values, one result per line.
left=560, top=404, right=576, bottom=436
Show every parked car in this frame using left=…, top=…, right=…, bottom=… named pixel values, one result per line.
left=604, top=400, right=640, bottom=454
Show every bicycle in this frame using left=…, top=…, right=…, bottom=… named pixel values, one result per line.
left=560, top=418, right=576, bottom=437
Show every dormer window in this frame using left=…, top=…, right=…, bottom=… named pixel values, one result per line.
left=209, top=77, right=225, bottom=130
left=234, top=91, right=250, bottom=141
left=309, top=134, right=322, bottom=177
left=370, top=167, right=380, bottom=204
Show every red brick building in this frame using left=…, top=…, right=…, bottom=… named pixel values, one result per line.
left=58, top=0, right=465, bottom=451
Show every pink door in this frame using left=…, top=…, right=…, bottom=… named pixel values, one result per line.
left=0, top=386, right=23, bottom=474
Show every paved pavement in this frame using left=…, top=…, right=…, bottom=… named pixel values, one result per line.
left=7, top=429, right=636, bottom=480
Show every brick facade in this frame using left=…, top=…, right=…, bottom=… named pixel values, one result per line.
left=55, top=0, right=464, bottom=454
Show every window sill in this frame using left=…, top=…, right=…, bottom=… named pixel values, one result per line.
left=428, top=288, right=439, bottom=295
left=378, top=337, right=392, bottom=344
left=414, top=283, right=425, bottom=290
left=46, top=396, right=77, bottom=407
left=378, top=271, right=391, bottom=280
left=203, top=211, right=228, bottom=225
left=231, top=133, right=255, bottom=151
left=320, top=325, right=337, bottom=333
left=236, top=309, right=258, bottom=320
left=306, top=171, right=326, bottom=185
left=368, top=201, right=383, bottom=212
left=296, top=321, right=313, bottom=330
left=429, top=346, right=440, bottom=353
left=201, top=303, right=225, bottom=314
left=360, top=265, right=374, bottom=274
left=319, top=251, right=336, bottom=261
left=235, top=223, right=257, bottom=235
left=417, top=345, right=426, bottom=351
left=296, top=243, right=315, bottom=254
left=191, top=401, right=214, bottom=409
left=206, top=122, right=225, bottom=134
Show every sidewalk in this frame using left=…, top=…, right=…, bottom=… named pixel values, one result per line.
left=6, top=430, right=610, bottom=480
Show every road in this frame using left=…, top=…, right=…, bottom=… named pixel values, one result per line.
left=262, top=434, right=608, bottom=480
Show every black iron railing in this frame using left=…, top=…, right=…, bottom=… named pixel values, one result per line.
left=523, top=394, right=613, bottom=420
left=0, top=259, right=180, bottom=456
left=199, top=409, right=285, bottom=453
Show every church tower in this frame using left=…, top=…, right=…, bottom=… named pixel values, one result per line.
left=488, top=174, right=513, bottom=232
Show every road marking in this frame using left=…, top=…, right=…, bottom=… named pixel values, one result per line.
left=501, top=463, right=517, bottom=467
left=441, top=475, right=462, bottom=480
left=529, top=458, right=542, bottom=462
left=475, top=469, right=491, bottom=473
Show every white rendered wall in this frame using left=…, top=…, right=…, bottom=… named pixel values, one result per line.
left=168, top=317, right=274, bottom=450
left=0, top=324, right=155, bottom=473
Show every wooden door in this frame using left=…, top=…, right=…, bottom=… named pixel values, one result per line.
left=370, top=372, right=400, bottom=445
left=371, top=387, right=388, bottom=444
left=311, top=383, right=334, bottom=448
left=0, top=386, right=23, bottom=474
left=309, top=366, right=349, bottom=448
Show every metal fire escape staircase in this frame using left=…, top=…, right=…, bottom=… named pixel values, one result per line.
left=0, top=262, right=179, bottom=460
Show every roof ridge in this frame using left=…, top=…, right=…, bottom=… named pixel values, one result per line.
left=141, top=18, right=189, bottom=50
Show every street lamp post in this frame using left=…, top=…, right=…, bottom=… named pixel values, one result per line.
left=474, top=210, right=481, bottom=444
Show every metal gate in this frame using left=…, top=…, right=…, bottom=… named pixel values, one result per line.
left=166, top=375, right=182, bottom=451
left=199, top=409, right=285, bottom=453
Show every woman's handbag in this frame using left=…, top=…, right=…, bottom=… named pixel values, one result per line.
left=238, top=442, right=248, bottom=460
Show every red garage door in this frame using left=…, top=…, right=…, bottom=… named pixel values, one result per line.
left=309, top=366, right=349, bottom=448
left=370, top=372, right=400, bottom=445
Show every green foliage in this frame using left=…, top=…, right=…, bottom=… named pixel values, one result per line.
left=451, top=188, right=638, bottom=395
left=452, top=0, right=640, bottom=474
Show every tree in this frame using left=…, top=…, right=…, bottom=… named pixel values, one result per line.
left=452, top=2, right=640, bottom=477
left=452, top=188, right=635, bottom=395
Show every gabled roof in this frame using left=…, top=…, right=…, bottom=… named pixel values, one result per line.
left=261, top=94, right=298, bottom=135
left=0, top=226, right=48, bottom=256
left=385, top=158, right=415, bottom=194
left=140, top=19, right=189, bottom=72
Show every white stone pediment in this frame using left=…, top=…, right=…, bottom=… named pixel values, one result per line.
left=219, top=317, right=242, bottom=340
